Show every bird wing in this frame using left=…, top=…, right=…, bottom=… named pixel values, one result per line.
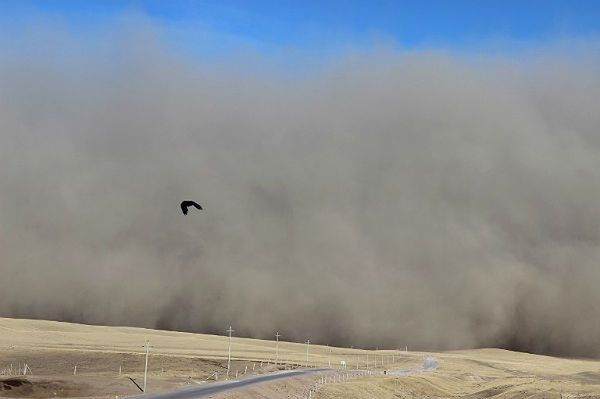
left=180, top=200, right=202, bottom=214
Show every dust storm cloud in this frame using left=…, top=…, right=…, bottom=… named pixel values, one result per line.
left=1, top=24, right=600, bottom=357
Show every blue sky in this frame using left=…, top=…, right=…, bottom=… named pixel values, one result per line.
left=1, top=0, right=600, bottom=55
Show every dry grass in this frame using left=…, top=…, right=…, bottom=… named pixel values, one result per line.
left=3, top=318, right=600, bottom=398
left=0, top=317, right=393, bottom=398
left=0, top=317, right=393, bottom=369
left=315, top=349, right=600, bottom=398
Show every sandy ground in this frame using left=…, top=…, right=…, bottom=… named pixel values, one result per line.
left=3, top=318, right=600, bottom=398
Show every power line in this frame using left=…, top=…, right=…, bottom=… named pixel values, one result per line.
left=142, top=340, right=153, bottom=392
left=305, top=340, right=310, bottom=368
left=226, top=326, right=234, bottom=379
left=275, top=332, right=281, bottom=365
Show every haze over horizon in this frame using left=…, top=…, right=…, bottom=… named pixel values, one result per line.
left=2, top=1, right=600, bottom=357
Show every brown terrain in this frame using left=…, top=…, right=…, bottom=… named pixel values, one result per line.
left=2, top=318, right=600, bottom=398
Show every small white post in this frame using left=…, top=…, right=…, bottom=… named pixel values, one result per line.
left=74, top=365, right=77, bottom=376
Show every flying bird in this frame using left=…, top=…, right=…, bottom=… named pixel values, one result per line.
left=180, top=200, right=203, bottom=215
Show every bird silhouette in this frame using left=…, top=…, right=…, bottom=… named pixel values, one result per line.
left=180, top=200, right=203, bottom=215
